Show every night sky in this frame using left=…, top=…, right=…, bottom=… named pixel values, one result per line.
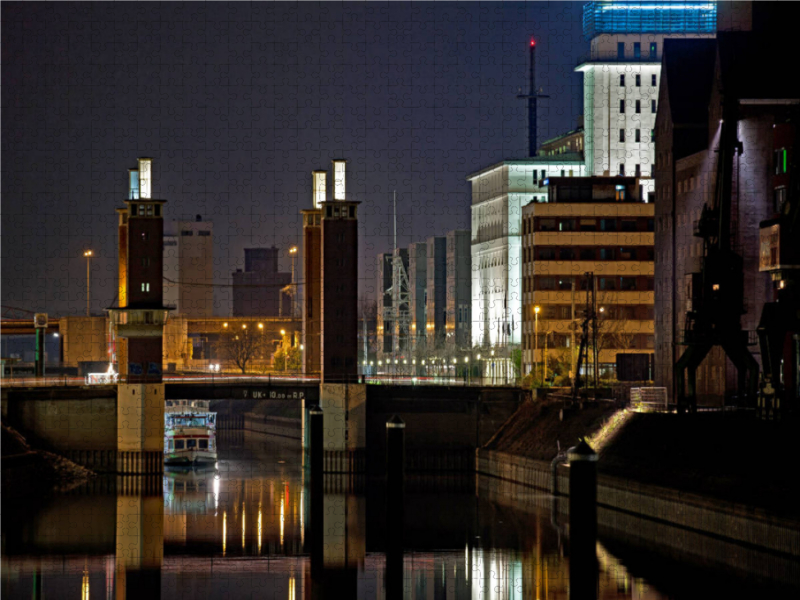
left=2, top=1, right=585, bottom=316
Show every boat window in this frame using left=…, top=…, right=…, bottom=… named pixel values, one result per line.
left=175, top=440, right=185, bottom=450
left=175, top=416, right=207, bottom=427
left=168, top=440, right=174, bottom=450
left=199, top=439, right=209, bottom=449
left=187, top=439, right=197, bottom=449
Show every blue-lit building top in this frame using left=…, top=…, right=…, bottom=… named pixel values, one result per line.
left=583, top=2, right=717, bottom=40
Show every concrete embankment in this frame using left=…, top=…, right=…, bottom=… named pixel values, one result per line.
left=478, top=399, right=800, bottom=557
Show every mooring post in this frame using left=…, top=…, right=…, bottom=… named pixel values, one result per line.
left=385, top=415, right=405, bottom=600
left=568, top=439, right=598, bottom=600
left=309, top=405, right=324, bottom=581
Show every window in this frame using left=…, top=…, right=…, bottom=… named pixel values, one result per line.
left=618, top=42, right=625, bottom=59
left=579, top=218, right=597, bottom=232
left=621, top=219, right=637, bottom=232
left=600, top=277, right=618, bottom=290
left=651, top=129, right=655, bottom=142
left=651, top=100, right=657, bottom=114
left=600, top=248, right=616, bottom=260
left=775, top=186, right=788, bottom=211
left=620, top=74, right=625, bottom=87
left=651, top=74, right=657, bottom=86
left=146, top=204, right=153, bottom=216
left=532, top=170, right=538, bottom=182
left=539, top=248, right=556, bottom=260
left=141, top=283, right=150, bottom=292
left=154, top=205, right=161, bottom=217
left=168, top=440, right=174, bottom=450
left=559, top=248, right=575, bottom=260
left=635, top=74, right=641, bottom=87
left=775, top=148, right=788, bottom=174
left=635, top=164, right=641, bottom=177
left=580, top=248, right=595, bottom=260
left=175, top=440, right=185, bottom=450
left=541, top=170, right=546, bottom=181
left=131, top=205, right=138, bottom=216
left=633, top=43, right=641, bottom=59
left=619, top=129, right=625, bottom=143
left=600, top=218, right=617, bottom=232
left=181, top=230, right=193, bottom=236
left=141, top=257, right=150, bottom=267
left=619, top=247, right=635, bottom=260
left=198, top=230, right=211, bottom=236
left=539, top=218, right=557, bottom=231
left=559, top=219, right=577, bottom=232
left=199, top=439, right=209, bottom=449
left=621, top=277, right=637, bottom=291
left=619, top=163, right=625, bottom=176
left=187, top=439, right=197, bottom=449
left=349, top=206, right=356, bottom=218
left=635, top=129, right=641, bottom=143
left=650, top=42, right=657, bottom=59
left=635, top=100, right=641, bottom=114
left=620, top=99, right=625, bottom=114
left=560, top=170, right=565, bottom=177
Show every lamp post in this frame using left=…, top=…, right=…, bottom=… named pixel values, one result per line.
left=464, top=356, right=470, bottom=386
left=289, top=246, right=298, bottom=317
left=534, top=306, right=540, bottom=384
left=83, top=250, right=94, bottom=317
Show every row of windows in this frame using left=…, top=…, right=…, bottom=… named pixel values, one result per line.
left=523, top=332, right=654, bottom=351
left=522, top=304, right=654, bottom=321
left=620, top=100, right=657, bottom=115
left=532, top=169, right=575, bottom=182
left=181, top=230, right=211, bottom=236
left=618, top=41, right=657, bottom=60
left=168, top=438, right=212, bottom=451
left=620, top=74, right=657, bottom=87
left=525, top=217, right=654, bottom=234
left=531, top=276, right=654, bottom=292
left=325, top=204, right=356, bottom=219
left=130, top=204, right=161, bottom=217
left=522, top=246, right=654, bottom=263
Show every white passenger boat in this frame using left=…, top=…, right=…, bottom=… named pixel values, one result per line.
left=164, top=399, right=218, bottom=467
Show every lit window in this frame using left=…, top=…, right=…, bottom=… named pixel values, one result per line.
left=649, top=42, right=657, bottom=60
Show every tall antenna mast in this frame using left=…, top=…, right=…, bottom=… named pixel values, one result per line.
left=383, top=190, right=412, bottom=365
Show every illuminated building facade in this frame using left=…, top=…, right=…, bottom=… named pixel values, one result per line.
left=520, top=177, right=655, bottom=377
left=163, top=216, right=214, bottom=317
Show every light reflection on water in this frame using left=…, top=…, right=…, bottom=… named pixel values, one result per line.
left=2, top=431, right=797, bottom=599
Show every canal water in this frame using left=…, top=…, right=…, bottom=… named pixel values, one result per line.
left=2, top=431, right=798, bottom=599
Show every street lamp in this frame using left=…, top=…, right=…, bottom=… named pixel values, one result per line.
left=83, top=250, right=94, bottom=317
left=534, top=306, right=540, bottom=384
left=289, top=246, right=298, bottom=317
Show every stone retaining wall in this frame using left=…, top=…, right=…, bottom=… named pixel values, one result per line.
left=477, top=449, right=800, bottom=557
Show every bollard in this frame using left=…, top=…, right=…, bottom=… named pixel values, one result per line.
left=385, top=415, right=405, bottom=600
left=309, top=405, right=324, bottom=582
left=568, top=439, right=598, bottom=600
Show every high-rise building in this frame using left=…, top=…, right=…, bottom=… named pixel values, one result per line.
left=470, top=1, right=717, bottom=354
left=446, top=230, right=471, bottom=349
left=577, top=1, right=716, bottom=188
left=407, top=242, right=428, bottom=352
left=521, top=177, right=655, bottom=378
left=231, top=247, right=291, bottom=317
left=426, top=236, right=447, bottom=350
left=376, top=252, right=394, bottom=355
left=163, top=216, right=214, bottom=317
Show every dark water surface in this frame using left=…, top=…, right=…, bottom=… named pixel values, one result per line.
left=3, top=431, right=798, bottom=599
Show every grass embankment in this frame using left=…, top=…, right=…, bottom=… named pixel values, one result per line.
left=485, top=400, right=798, bottom=519
left=2, top=422, right=94, bottom=501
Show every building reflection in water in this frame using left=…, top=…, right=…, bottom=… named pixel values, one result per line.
left=3, top=434, right=788, bottom=599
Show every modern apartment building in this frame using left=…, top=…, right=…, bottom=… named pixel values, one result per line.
left=520, top=177, right=655, bottom=378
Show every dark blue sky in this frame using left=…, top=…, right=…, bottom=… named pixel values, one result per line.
left=2, top=1, right=585, bottom=315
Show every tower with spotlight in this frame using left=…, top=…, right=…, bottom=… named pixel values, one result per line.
left=107, top=157, right=171, bottom=474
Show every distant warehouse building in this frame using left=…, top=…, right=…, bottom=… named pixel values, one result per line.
left=520, top=176, right=654, bottom=379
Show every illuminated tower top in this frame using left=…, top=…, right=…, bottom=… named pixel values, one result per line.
left=582, top=1, right=717, bottom=40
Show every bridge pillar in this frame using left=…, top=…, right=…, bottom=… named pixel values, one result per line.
left=116, top=384, right=164, bottom=474
left=304, top=383, right=366, bottom=472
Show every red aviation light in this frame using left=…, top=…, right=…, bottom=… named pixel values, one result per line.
left=530, top=39, right=535, bottom=47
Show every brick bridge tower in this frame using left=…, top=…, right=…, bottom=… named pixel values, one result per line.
left=108, top=157, right=171, bottom=474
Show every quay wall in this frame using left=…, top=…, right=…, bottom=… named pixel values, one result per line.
left=477, top=449, right=800, bottom=558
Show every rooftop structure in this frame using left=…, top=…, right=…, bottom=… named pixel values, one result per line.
left=582, top=1, right=717, bottom=40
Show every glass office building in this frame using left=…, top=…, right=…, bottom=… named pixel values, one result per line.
left=583, top=2, right=717, bottom=40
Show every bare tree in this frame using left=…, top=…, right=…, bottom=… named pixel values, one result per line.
left=219, top=327, right=268, bottom=374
